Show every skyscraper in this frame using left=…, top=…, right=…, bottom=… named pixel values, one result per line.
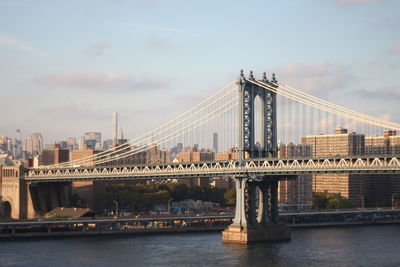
left=112, top=112, right=118, bottom=146
left=84, top=132, right=102, bottom=149
left=24, top=133, right=43, bottom=156
left=66, top=137, right=77, bottom=151
left=213, top=132, right=218, bottom=153
left=78, top=136, right=85, bottom=150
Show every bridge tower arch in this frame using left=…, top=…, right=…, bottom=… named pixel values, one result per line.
left=222, top=70, right=291, bottom=243
left=238, top=69, right=278, bottom=160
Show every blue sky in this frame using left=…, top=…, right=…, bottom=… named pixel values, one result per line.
left=0, top=0, right=399, bottom=143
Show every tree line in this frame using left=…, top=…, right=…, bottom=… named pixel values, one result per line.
left=105, top=183, right=236, bottom=211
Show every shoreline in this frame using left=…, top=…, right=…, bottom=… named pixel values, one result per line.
left=1, top=220, right=399, bottom=241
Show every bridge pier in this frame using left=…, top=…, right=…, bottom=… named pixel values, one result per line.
left=222, top=176, right=291, bottom=243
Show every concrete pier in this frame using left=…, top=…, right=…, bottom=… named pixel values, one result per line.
left=222, top=224, right=291, bottom=243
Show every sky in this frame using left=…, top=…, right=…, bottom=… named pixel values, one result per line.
left=0, top=0, right=399, bottom=144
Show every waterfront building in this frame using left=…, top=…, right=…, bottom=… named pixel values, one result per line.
left=302, top=128, right=365, bottom=206
left=278, top=143, right=313, bottom=210
left=302, top=128, right=400, bottom=207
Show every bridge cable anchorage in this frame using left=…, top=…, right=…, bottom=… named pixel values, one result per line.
left=246, top=78, right=400, bottom=130
left=46, top=80, right=237, bottom=169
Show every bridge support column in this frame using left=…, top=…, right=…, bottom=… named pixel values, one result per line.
left=222, top=177, right=290, bottom=243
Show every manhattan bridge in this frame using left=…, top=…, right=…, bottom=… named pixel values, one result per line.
left=5, top=70, right=400, bottom=243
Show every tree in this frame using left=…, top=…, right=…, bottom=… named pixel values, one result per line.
left=224, top=189, right=236, bottom=206
left=168, top=183, right=188, bottom=201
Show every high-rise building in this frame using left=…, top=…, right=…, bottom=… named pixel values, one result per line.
left=302, top=127, right=365, bottom=157
left=41, top=145, right=69, bottom=166
left=302, top=128, right=365, bottom=205
left=84, top=132, right=101, bottom=149
left=78, top=136, right=85, bottom=150
left=102, top=139, right=113, bottom=150
left=67, top=137, right=77, bottom=151
left=213, top=132, right=218, bottom=153
left=112, top=112, right=118, bottom=146
left=278, top=143, right=313, bottom=210
left=363, top=130, right=400, bottom=206
left=24, top=133, right=43, bottom=156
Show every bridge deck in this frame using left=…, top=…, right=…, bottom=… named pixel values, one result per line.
left=24, top=155, right=400, bottom=182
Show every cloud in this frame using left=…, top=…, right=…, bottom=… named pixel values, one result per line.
left=34, top=72, right=169, bottom=92
left=271, top=61, right=354, bottom=96
left=351, top=86, right=400, bottom=102
left=39, top=101, right=106, bottom=119
left=0, top=33, right=36, bottom=51
left=388, top=44, right=400, bottom=55
left=145, top=36, right=169, bottom=49
left=327, top=0, right=387, bottom=5
left=86, top=42, right=110, bottom=57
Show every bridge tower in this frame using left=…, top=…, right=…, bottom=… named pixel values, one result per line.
left=222, top=70, right=291, bottom=243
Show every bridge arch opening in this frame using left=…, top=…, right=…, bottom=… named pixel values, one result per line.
left=3, top=201, right=12, bottom=218
left=254, top=95, right=263, bottom=157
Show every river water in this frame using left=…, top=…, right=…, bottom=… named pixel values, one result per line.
left=1, top=225, right=400, bottom=267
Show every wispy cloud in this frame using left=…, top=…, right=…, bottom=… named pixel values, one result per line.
left=34, top=72, right=169, bottom=92
left=388, top=44, right=400, bottom=55
left=0, top=33, right=36, bottom=51
left=145, top=36, right=170, bottom=49
left=118, top=22, right=188, bottom=34
left=351, top=86, right=400, bottom=102
left=39, top=101, right=106, bottom=119
left=86, top=42, right=111, bottom=57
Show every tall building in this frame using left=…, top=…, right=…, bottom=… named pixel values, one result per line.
left=67, top=137, right=77, bottom=151
left=278, top=143, right=313, bottom=210
left=301, top=128, right=400, bottom=207
left=84, top=132, right=101, bottom=149
left=78, top=137, right=85, bottom=150
left=102, top=139, right=113, bottom=150
left=215, top=148, right=238, bottom=161
left=41, top=145, right=69, bottom=166
left=24, top=133, right=43, bottom=156
left=363, top=130, right=400, bottom=206
left=112, top=112, right=118, bottom=146
left=213, top=132, right=218, bottom=153
left=302, top=127, right=365, bottom=157
left=177, top=146, right=215, bottom=186
left=71, top=148, right=101, bottom=167
left=302, top=128, right=365, bottom=205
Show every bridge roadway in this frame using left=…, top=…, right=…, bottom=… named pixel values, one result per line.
left=25, top=155, right=400, bottom=182
left=0, top=208, right=399, bottom=228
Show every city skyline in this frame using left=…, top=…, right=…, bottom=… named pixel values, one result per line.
left=1, top=0, right=400, bottom=142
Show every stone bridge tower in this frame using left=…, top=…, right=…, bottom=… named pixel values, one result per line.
left=222, top=70, right=291, bottom=243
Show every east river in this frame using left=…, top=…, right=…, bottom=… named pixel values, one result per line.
left=1, top=225, right=399, bottom=266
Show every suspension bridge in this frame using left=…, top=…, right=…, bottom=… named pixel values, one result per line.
left=3, top=70, right=400, bottom=243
